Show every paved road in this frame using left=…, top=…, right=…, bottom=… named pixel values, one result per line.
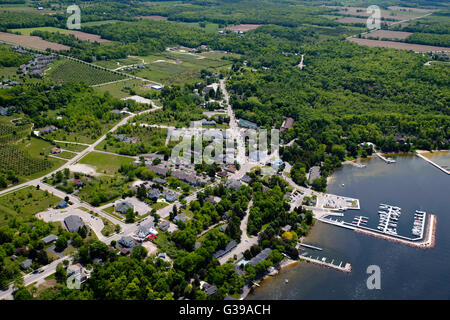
left=0, top=256, right=70, bottom=300
left=219, top=200, right=257, bottom=264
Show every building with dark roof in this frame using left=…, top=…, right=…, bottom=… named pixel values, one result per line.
left=238, top=119, right=258, bottom=130
left=147, top=165, right=170, bottom=177
left=202, top=282, right=218, bottom=296
left=119, top=236, right=135, bottom=248
left=158, top=220, right=170, bottom=231
left=64, top=215, right=84, bottom=233
left=171, top=170, right=200, bottom=186
left=20, top=259, right=32, bottom=270
left=174, top=213, right=190, bottom=223
left=280, top=117, right=294, bottom=133
left=248, top=248, right=272, bottom=267
left=57, top=200, right=68, bottom=209
left=227, top=179, right=243, bottom=191
left=163, top=191, right=177, bottom=202
left=148, top=188, right=161, bottom=200
left=115, top=201, right=133, bottom=214
left=41, top=234, right=58, bottom=245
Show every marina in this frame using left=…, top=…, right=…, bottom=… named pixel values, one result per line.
left=317, top=203, right=436, bottom=248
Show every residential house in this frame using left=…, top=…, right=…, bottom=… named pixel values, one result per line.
left=146, top=188, right=159, bottom=199
left=163, top=191, right=177, bottom=202
left=20, top=259, right=33, bottom=270
left=115, top=201, right=134, bottom=214
left=201, top=282, right=218, bottom=296
left=224, top=164, right=236, bottom=173
left=240, top=174, right=251, bottom=183
left=41, top=234, right=58, bottom=245
left=39, top=125, right=57, bottom=135
left=153, top=177, right=167, bottom=185
left=280, top=117, right=294, bottom=133
left=51, top=147, right=61, bottom=154
left=158, top=220, right=170, bottom=231
left=174, top=213, right=190, bottom=223
left=119, top=236, right=135, bottom=248
left=226, top=179, right=242, bottom=191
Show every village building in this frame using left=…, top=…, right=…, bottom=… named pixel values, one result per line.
left=64, top=215, right=84, bottom=233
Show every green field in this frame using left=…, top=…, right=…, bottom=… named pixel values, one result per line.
left=93, top=79, right=148, bottom=98
left=9, top=26, right=72, bottom=36
left=78, top=151, right=134, bottom=175
left=46, top=58, right=128, bottom=86
left=0, top=186, right=62, bottom=226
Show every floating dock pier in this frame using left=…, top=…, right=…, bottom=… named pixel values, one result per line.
left=299, top=253, right=351, bottom=273
left=376, top=152, right=396, bottom=164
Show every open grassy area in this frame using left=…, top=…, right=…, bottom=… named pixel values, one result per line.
left=46, top=58, right=127, bottom=86
left=93, top=79, right=148, bottom=99
left=78, top=151, right=134, bottom=175
left=9, top=27, right=72, bottom=36
left=0, top=186, right=62, bottom=226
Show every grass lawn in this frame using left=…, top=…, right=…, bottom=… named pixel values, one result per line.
left=0, top=186, right=62, bottom=226
left=78, top=151, right=134, bottom=175
left=51, top=151, right=76, bottom=160
left=93, top=79, right=148, bottom=99
left=102, top=205, right=125, bottom=220
left=56, top=142, right=88, bottom=153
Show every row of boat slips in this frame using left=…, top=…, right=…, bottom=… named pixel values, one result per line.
left=377, top=203, right=401, bottom=235
left=352, top=215, right=368, bottom=227
left=412, top=210, right=426, bottom=237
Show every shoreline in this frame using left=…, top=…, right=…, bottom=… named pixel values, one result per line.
left=242, top=258, right=299, bottom=300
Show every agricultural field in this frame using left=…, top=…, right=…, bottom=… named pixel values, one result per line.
left=348, top=38, right=450, bottom=52
left=0, top=186, right=62, bottom=226
left=9, top=27, right=111, bottom=43
left=225, top=24, right=262, bottom=32
left=0, top=31, right=70, bottom=51
left=364, top=30, right=414, bottom=40
left=78, top=151, right=134, bottom=175
left=81, top=20, right=122, bottom=27
left=46, top=58, right=128, bottom=85
left=130, top=52, right=233, bottom=85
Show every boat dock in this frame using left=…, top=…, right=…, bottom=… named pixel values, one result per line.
left=416, top=153, right=449, bottom=175
left=296, top=242, right=323, bottom=251
left=299, top=252, right=351, bottom=273
left=376, top=152, right=396, bottom=164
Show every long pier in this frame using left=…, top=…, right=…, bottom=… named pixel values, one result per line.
left=416, top=153, right=449, bottom=175
left=299, top=253, right=351, bottom=273
left=297, top=243, right=322, bottom=251
left=376, top=152, right=396, bottom=164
